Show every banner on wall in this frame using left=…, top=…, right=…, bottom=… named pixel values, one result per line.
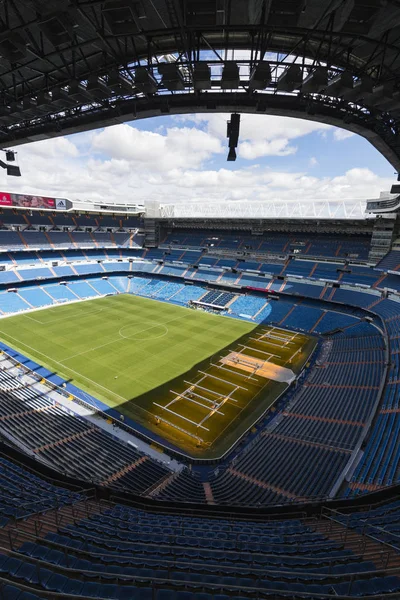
left=0, top=192, right=12, bottom=206
left=0, top=193, right=71, bottom=210
left=55, top=198, right=67, bottom=210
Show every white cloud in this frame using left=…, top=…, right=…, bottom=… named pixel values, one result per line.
left=333, top=129, right=355, bottom=141
left=0, top=115, right=392, bottom=208
left=240, top=139, right=297, bottom=159
left=182, top=113, right=330, bottom=142
left=177, top=113, right=331, bottom=160
left=22, top=136, right=80, bottom=159
left=91, top=124, right=223, bottom=171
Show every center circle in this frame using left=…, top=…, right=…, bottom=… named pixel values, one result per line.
left=119, top=324, right=168, bottom=341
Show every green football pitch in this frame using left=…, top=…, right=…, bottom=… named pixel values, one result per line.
left=0, top=294, right=316, bottom=458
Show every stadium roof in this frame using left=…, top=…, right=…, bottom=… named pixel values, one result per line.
left=154, top=199, right=369, bottom=220
left=0, top=1, right=400, bottom=170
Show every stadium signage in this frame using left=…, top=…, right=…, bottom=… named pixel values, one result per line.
left=0, top=192, right=71, bottom=210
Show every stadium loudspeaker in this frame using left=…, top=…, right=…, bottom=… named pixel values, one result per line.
left=227, top=147, right=237, bottom=161
left=5, top=151, right=15, bottom=162
left=390, top=184, right=400, bottom=194
left=6, top=165, right=20, bottom=177
left=0, top=159, right=20, bottom=177
left=227, top=114, right=240, bottom=145
left=227, top=113, right=240, bottom=161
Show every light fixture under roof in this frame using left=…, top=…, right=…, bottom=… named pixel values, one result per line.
left=102, top=1, right=146, bottom=35
left=249, top=62, right=272, bottom=90
left=302, top=67, right=328, bottom=94
left=158, top=63, right=185, bottom=91
left=135, top=67, right=158, bottom=94
left=86, top=76, right=113, bottom=100
left=193, top=62, right=212, bottom=90
left=37, top=10, right=79, bottom=46
left=276, top=65, right=302, bottom=92
left=324, top=71, right=353, bottom=97
left=221, top=62, right=240, bottom=89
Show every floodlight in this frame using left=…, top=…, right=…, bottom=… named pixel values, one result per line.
left=369, top=83, right=400, bottom=110
left=135, top=67, right=158, bottom=94
left=193, top=62, right=212, bottom=90
left=249, top=62, right=271, bottom=90
left=221, top=62, right=240, bottom=89
left=158, top=63, right=185, bottom=91
left=37, top=10, right=79, bottom=46
left=324, top=72, right=353, bottom=97
left=87, top=76, right=112, bottom=100
left=344, top=76, right=374, bottom=102
left=276, top=65, right=302, bottom=92
left=107, top=71, right=134, bottom=94
left=302, top=67, right=328, bottom=94
left=102, top=1, right=146, bottom=35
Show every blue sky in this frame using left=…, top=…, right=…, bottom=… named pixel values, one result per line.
left=0, top=112, right=394, bottom=206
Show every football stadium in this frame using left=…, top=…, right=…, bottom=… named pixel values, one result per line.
left=0, top=294, right=315, bottom=458
left=2, top=1, right=400, bottom=599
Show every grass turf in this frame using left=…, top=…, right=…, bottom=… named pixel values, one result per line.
left=0, top=294, right=255, bottom=405
left=0, top=294, right=316, bottom=458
